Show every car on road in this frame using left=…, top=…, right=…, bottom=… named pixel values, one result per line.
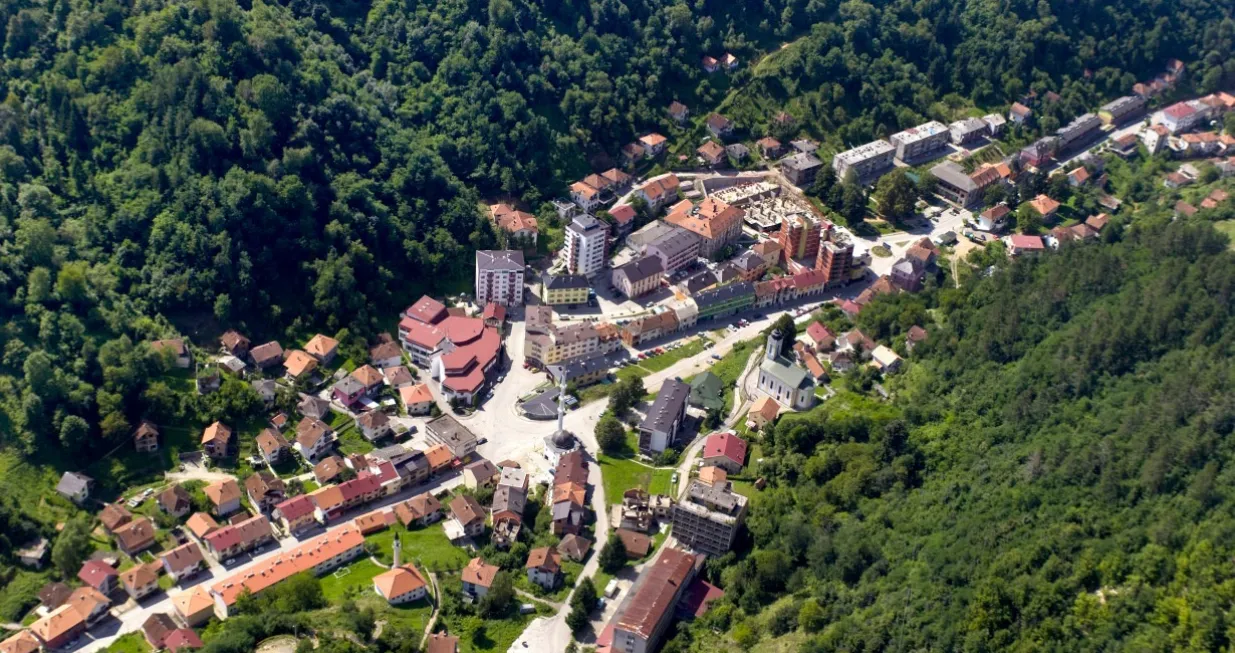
left=710, top=354, right=721, bottom=360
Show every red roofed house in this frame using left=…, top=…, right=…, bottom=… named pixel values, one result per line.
left=160, top=542, right=205, bottom=583
left=274, top=495, right=319, bottom=535
left=1005, top=234, right=1046, bottom=256
left=804, top=322, right=835, bottom=352
left=461, top=558, right=500, bottom=600
left=202, top=516, right=274, bottom=561
left=163, top=629, right=204, bottom=653
left=78, top=560, right=119, bottom=594
left=697, top=141, right=726, bottom=167
left=700, top=432, right=749, bottom=474
left=1027, top=195, right=1060, bottom=219
left=639, top=133, right=669, bottom=157
left=610, top=548, right=700, bottom=653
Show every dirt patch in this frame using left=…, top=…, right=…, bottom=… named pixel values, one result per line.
left=255, top=635, right=299, bottom=653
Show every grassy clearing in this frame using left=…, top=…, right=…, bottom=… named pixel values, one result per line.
left=710, top=339, right=756, bottom=415
left=366, top=523, right=471, bottom=573
left=320, top=558, right=387, bottom=602
left=638, top=337, right=708, bottom=373
left=1214, top=220, right=1235, bottom=247
left=597, top=455, right=673, bottom=506
left=102, top=633, right=152, bottom=653
left=440, top=611, right=535, bottom=653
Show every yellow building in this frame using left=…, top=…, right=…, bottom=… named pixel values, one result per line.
left=542, top=274, right=590, bottom=306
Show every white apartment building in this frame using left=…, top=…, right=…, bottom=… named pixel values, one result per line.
left=832, top=140, right=895, bottom=180
left=474, top=250, right=525, bottom=306
left=888, top=121, right=949, bottom=161
left=563, top=215, right=608, bottom=276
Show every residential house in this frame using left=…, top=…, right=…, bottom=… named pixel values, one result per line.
left=249, top=341, right=284, bottom=369
left=313, top=456, right=345, bottom=485
left=615, top=528, right=653, bottom=558
left=756, top=137, right=783, bottom=159
left=394, top=493, right=443, bottom=528
left=726, top=143, right=750, bottom=162
left=745, top=396, right=780, bottom=432
left=639, top=133, right=668, bottom=157
left=611, top=256, right=666, bottom=299
left=202, top=516, right=274, bottom=561
left=151, top=339, right=192, bottom=368
left=423, top=444, right=455, bottom=475
left=171, top=587, right=215, bottom=627
left=2, top=629, right=43, bottom=653
left=65, top=587, right=110, bottom=624
left=558, top=534, right=592, bottom=563
left=298, top=394, right=331, bottom=421
left=142, top=614, right=177, bottom=650
left=700, top=432, right=748, bottom=474
left=1005, top=234, right=1046, bottom=256
left=977, top=204, right=1011, bottom=232
left=356, top=411, right=393, bottom=442
left=400, top=383, right=434, bottom=415
left=256, top=428, right=290, bottom=465
left=425, top=415, right=478, bottom=459
left=220, top=331, right=250, bottom=358
left=55, top=472, right=94, bottom=504
left=1027, top=194, right=1061, bottom=220
left=525, top=547, right=562, bottom=591
left=637, top=378, right=690, bottom=455
left=121, top=563, right=161, bottom=601
left=696, top=141, right=726, bottom=166
left=668, top=101, right=689, bottom=124
left=160, top=542, right=205, bottom=583
left=158, top=485, right=192, bottom=518
left=447, top=495, right=486, bottom=541
left=490, top=205, right=539, bottom=245
left=781, top=152, right=826, bottom=187
left=100, top=503, right=134, bottom=533
left=804, top=322, right=835, bottom=351
left=185, top=513, right=220, bottom=541
left=705, top=114, right=733, bottom=139
left=461, top=558, right=499, bottom=601
left=1008, top=102, right=1032, bottom=124
left=78, top=560, right=119, bottom=594
left=133, top=421, right=159, bottom=453
left=310, top=475, right=383, bottom=522
left=383, top=365, right=415, bottom=388
left=463, top=460, right=500, bottom=490
left=114, top=518, right=157, bottom=556
left=634, top=174, right=681, bottom=213
left=283, top=350, right=318, bottom=381
left=1142, top=124, right=1171, bottom=154
left=244, top=472, right=286, bottom=513
left=295, top=417, right=335, bottom=462
left=374, top=564, right=428, bottom=605
left=201, top=422, right=232, bottom=459
left=163, top=629, right=204, bottom=653
left=30, top=605, right=88, bottom=650
left=370, top=341, right=403, bottom=369
left=204, top=479, right=242, bottom=517
left=870, top=345, right=903, bottom=373
left=273, top=495, right=318, bottom=535
left=305, top=334, right=339, bottom=364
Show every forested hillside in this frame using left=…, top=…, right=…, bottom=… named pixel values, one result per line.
left=676, top=219, right=1235, bottom=652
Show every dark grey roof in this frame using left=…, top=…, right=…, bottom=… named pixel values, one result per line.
left=56, top=472, right=92, bottom=496
left=760, top=353, right=812, bottom=390
left=686, top=479, right=743, bottom=514
left=547, top=352, right=611, bottom=384
left=371, top=444, right=411, bottom=462
left=614, top=256, right=665, bottom=285
left=781, top=152, right=823, bottom=172
left=567, top=214, right=606, bottom=236
left=519, top=388, right=562, bottom=419
left=647, top=227, right=700, bottom=259
left=731, top=250, right=764, bottom=272
left=725, top=143, right=750, bottom=159
left=640, top=378, right=690, bottom=433
left=426, top=414, right=477, bottom=447
left=693, top=281, right=755, bottom=310
left=492, top=485, right=527, bottom=515
left=790, top=139, right=819, bottom=153
left=544, top=274, right=589, bottom=290
left=715, top=264, right=742, bottom=284
left=930, top=161, right=977, bottom=192
left=476, top=250, right=525, bottom=272
left=680, top=270, right=717, bottom=295
left=332, top=376, right=365, bottom=396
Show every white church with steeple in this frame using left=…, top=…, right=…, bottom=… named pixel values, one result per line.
left=756, top=329, right=816, bottom=410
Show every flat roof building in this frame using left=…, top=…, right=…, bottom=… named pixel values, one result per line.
left=832, top=140, right=895, bottom=181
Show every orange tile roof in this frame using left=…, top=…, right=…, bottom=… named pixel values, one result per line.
left=374, top=564, right=427, bottom=599
left=0, top=630, right=41, bottom=653
left=172, top=586, right=214, bottom=620
left=29, top=605, right=86, bottom=645
left=665, top=198, right=743, bottom=242
left=305, top=334, right=339, bottom=359
left=205, top=479, right=240, bottom=507
left=424, top=444, right=454, bottom=470
left=186, top=513, right=220, bottom=539
left=750, top=396, right=780, bottom=422
left=351, top=364, right=384, bottom=388
left=1028, top=194, right=1060, bottom=216
left=66, top=586, right=109, bottom=621
left=284, top=350, right=318, bottom=378
left=698, top=466, right=727, bottom=486
left=211, top=524, right=365, bottom=606
left=201, top=421, right=231, bottom=447
left=461, top=558, right=499, bottom=588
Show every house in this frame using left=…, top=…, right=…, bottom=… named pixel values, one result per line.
left=244, top=472, right=286, bottom=513
left=745, top=396, right=780, bottom=431
left=201, top=421, right=232, bottom=459
left=249, top=341, right=284, bottom=369
left=668, top=101, right=689, bottom=124
left=1008, top=102, right=1032, bottom=124
left=151, top=339, right=192, bottom=368
left=374, top=564, right=429, bottom=605
left=634, top=175, right=681, bottom=212
left=977, top=204, right=1011, bottom=232
left=121, top=562, right=161, bottom=601
left=356, top=410, right=393, bottom=442
left=423, top=444, right=455, bottom=475
left=705, top=114, right=733, bottom=139
left=310, top=475, right=384, bottom=522
left=461, top=558, right=499, bottom=600
left=463, top=460, right=500, bottom=489
left=1142, top=124, right=1171, bottom=154
left=447, top=495, right=486, bottom=541
left=611, top=256, right=665, bottom=299
left=688, top=372, right=724, bottom=413
left=726, top=143, right=750, bottom=162
left=273, top=495, right=318, bottom=535
left=1, top=629, right=42, bottom=653
left=143, top=614, right=178, bottom=650
left=204, top=479, right=242, bottom=516
left=305, top=334, right=339, bottom=364
left=756, top=137, right=783, bottom=159
left=399, top=383, right=434, bottom=416
left=202, top=515, right=274, bottom=561
left=160, top=542, right=205, bottom=583
left=559, top=534, right=592, bottom=562
left=701, top=55, right=719, bottom=73
left=29, top=605, right=87, bottom=650
left=298, top=394, right=331, bottom=421
left=639, top=133, right=669, bottom=157
left=637, top=378, right=690, bottom=455
left=870, top=345, right=903, bottom=373
left=66, top=586, right=110, bottom=623
left=114, top=518, right=157, bottom=556
left=1086, top=213, right=1110, bottom=232
left=56, top=471, right=94, bottom=504
left=1067, top=167, right=1091, bottom=187
left=696, top=141, right=726, bottom=166
left=295, top=417, right=335, bottom=462
left=1164, top=171, right=1194, bottom=189
left=1175, top=201, right=1198, bottom=218
left=906, top=326, right=928, bottom=351
left=1027, top=194, right=1060, bottom=220
left=425, top=414, right=478, bottom=459
left=698, top=466, right=728, bottom=488
left=780, top=153, right=824, bottom=187
left=185, top=513, right=220, bottom=541
left=163, top=629, right=204, bottom=653
left=491, top=206, right=540, bottom=245
left=100, top=503, right=134, bottom=533
left=384, top=365, right=415, bottom=388
left=804, top=322, right=835, bottom=351
left=78, top=560, right=119, bottom=594
left=721, top=52, right=739, bottom=70
left=15, top=538, right=47, bottom=570
left=370, top=341, right=403, bottom=369
left=133, top=421, right=159, bottom=453
left=394, top=493, right=443, bottom=528
left=1005, top=234, right=1046, bottom=256
left=351, top=364, right=385, bottom=394
left=283, top=350, right=318, bottom=380
left=256, top=428, right=290, bottom=465
left=525, top=547, right=562, bottom=591
left=220, top=331, right=250, bottom=358
left=983, top=113, right=1007, bottom=136
left=757, top=330, right=816, bottom=411
left=700, top=432, right=748, bottom=473
left=615, top=528, right=652, bottom=559
left=171, top=587, right=215, bottom=627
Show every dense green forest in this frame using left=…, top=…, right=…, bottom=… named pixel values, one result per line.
left=672, top=218, right=1235, bottom=652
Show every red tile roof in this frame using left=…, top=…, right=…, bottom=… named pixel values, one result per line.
left=615, top=548, right=697, bottom=638
left=701, top=432, right=748, bottom=467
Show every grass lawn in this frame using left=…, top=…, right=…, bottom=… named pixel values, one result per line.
left=1214, top=220, right=1235, bottom=248
left=336, top=424, right=375, bottom=456
left=441, top=612, right=535, bottom=653
left=597, top=455, right=673, bottom=506
left=302, top=480, right=320, bottom=493
left=320, top=558, right=387, bottom=602
left=710, top=339, right=756, bottom=415
left=513, top=559, right=584, bottom=602
left=366, top=523, right=471, bottom=573
left=103, top=633, right=152, bottom=653
left=363, top=595, right=434, bottom=632
left=639, top=338, right=708, bottom=373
